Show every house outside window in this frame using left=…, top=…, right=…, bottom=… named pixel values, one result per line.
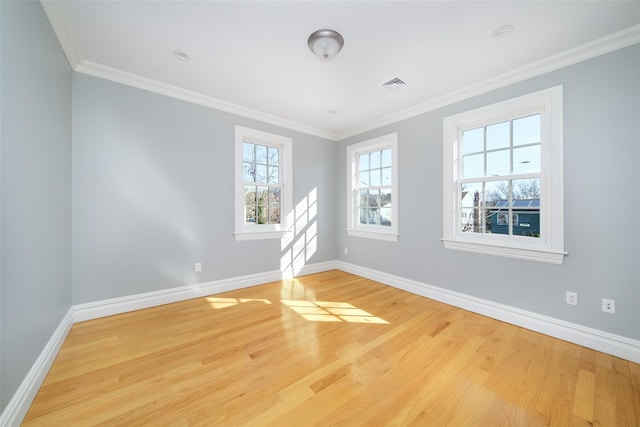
left=234, top=126, right=292, bottom=241
left=442, top=86, right=565, bottom=264
left=346, top=133, right=398, bottom=242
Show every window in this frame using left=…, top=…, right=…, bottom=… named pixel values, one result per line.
left=442, top=86, right=565, bottom=264
left=235, top=126, right=292, bottom=241
left=346, top=133, right=398, bottom=242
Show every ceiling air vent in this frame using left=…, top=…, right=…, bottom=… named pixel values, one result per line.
left=382, top=77, right=406, bottom=92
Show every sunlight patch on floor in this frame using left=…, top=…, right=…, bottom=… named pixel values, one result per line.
left=281, top=300, right=389, bottom=324
left=206, top=297, right=272, bottom=310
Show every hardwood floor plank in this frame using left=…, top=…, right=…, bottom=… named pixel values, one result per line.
left=23, top=270, right=640, bottom=426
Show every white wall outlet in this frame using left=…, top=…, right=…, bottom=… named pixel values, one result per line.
left=602, top=298, right=615, bottom=313
left=194, top=262, right=202, bottom=272
left=566, top=291, right=577, bottom=306
left=344, top=248, right=348, bottom=255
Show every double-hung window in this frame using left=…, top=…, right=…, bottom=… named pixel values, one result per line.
left=346, top=133, right=398, bottom=242
left=234, top=126, right=292, bottom=241
left=442, top=86, right=565, bottom=263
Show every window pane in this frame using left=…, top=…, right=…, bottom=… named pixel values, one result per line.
left=256, top=186, right=269, bottom=224
left=368, top=190, right=380, bottom=208
left=243, top=162, right=255, bottom=182
left=380, top=189, right=392, bottom=207
left=359, top=208, right=370, bottom=225
left=463, top=153, right=484, bottom=178
left=268, top=146, right=279, bottom=166
left=486, top=149, right=510, bottom=176
left=359, top=153, right=369, bottom=170
left=359, top=170, right=370, bottom=186
left=462, top=127, right=483, bottom=154
left=255, top=164, right=267, bottom=183
left=268, top=203, right=280, bottom=224
left=269, top=187, right=280, bottom=203
left=512, top=178, right=540, bottom=200
left=268, top=165, right=279, bottom=184
left=486, top=121, right=510, bottom=150
left=256, top=145, right=267, bottom=164
left=511, top=179, right=540, bottom=238
left=484, top=180, right=510, bottom=205
left=381, top=148, right=392, bottom=167
left=370, top=150, right=381, bottom=169
left=244, top=186, right=257, bottom=205
left=370, top=169, right=381, bottom=187
left=513, top=114, right=540, bottom=146
left=513, top=145, right=540, bottom=174
left=380, top=207, right=392, bottom=226
left=243, top=142, right=254, bottom=162
left=461, top=182, right=483, bottom=234
left=359, top=190, right=370, bottom=210
left=382, top=167, right=392, bottom=185
left=245, top=206, right=256, bottom=224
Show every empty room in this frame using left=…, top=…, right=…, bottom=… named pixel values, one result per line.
left=1, top=0, right=639, bottom=425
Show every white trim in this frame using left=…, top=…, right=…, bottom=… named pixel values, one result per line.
left=75, top=61, right=334, bottom=140
left=441, top=239, right=566, bottom=264
left=0, top=309, right=74, bottom=427
left=335, top=261, right=640, bottom=364
left=74, top=261, right=337, bottom=322
left=234, top=126, right=293, bottom=241
left=3, top=260, right=639, bottom=426
left=346, top=133, right=399, bottom=240
left=335, top=25, right=640, bottom=140
left=346, top=229, right=399, bottom=242
left=442, top=86, right=565, bottom=263
left=41, top=0, right=639, bottom=142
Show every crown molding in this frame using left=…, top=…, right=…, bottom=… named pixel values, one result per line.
left=74, top=61, right=336, bottom=140
left=335, top=24, right=640, bottom=141
left=41, top=1, right=638, bottom=142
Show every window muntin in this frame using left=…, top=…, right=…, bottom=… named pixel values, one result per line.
left=346, top=133, right=398, bottom=242
left=460, top=114, right=541, bottom=239
left=442, top=86, right=565, bottom=264
left=242, top=142, right=281, bottom=225
left=357, top=147, right=393, bottom=227
left=235, top=126, right=292, bottom=241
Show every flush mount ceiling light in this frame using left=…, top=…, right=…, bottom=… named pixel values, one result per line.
left=174, top=50, right=190, bottom=61
left=308, top=29, right=344, bottom=61
left=493, top=24, right=514, bottom=38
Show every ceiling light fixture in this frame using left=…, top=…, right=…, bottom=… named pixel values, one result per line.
left=308, top=29, right=344, bottom=61
left=493, top=24, right=514, bottom=38
left=174, top=50, right=190, bottom=61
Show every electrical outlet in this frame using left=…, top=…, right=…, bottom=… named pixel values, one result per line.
left=566, top=291, right=577, bottom=306
left=194, top=262, right=202, bottom=272
left=602, top=298, right=615, bottom=314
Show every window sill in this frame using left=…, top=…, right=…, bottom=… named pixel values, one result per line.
left=234, top=230, right=285, bottom=241
left=442, top=238, right=566, bottom=264
left=347, top=229, right=398, bottom=242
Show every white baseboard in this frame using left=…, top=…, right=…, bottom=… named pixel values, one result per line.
left=335, top=261, right=640, bottom=364
left=0, top=308, right=74, bottom=427
left=4, top=259, right=638, bottom=426
left=74, top=260, right=338, bottom=322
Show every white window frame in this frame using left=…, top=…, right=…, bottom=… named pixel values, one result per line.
left=234, top=126, right=292, bottom=241
left=346, top=132, right=399, bottom=242
left=442, top=86, right=566, bottom=264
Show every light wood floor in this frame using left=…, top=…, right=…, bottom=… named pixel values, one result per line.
left=24, top=270, right=639, bottom=426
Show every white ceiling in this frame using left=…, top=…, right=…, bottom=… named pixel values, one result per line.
left=43, top=1, right=640, bottom=140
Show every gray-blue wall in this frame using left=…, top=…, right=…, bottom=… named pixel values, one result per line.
left=1, top=1, right=638, bottom=415
left=0, top=0, right=72, bottom=411
left=71, top=74, right=337, bottom=304
left=337, top=44, right=640, bottom=340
